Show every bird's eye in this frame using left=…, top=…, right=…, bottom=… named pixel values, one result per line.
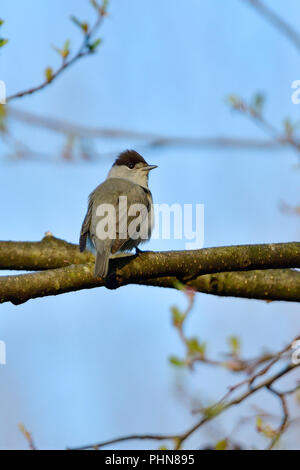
left=128, top=163, right=135, bottom=169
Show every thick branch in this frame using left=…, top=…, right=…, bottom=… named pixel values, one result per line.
left=153, top=269, right=300, bottom=302
left=0, top=237, right=93, bottom=270
left=1, top=237, right=300, bottom=304
left=1, top=238, right=300, bottom=275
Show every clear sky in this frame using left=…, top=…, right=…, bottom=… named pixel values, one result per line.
left=0, top=0, right=300, bottom=449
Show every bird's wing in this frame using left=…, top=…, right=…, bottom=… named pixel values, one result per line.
left=79, top=196, right=93, bottom=252
left=87, top=178, right=150, bottom=255
left=80, top=181, right=112, bottom=252
left=112, top=182, right=151, bottom=254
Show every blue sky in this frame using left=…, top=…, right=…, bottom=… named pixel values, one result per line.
left=0, top=0, right=300, bottom=449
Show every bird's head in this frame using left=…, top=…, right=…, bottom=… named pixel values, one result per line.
left=108, top=150, right=157, bottom=188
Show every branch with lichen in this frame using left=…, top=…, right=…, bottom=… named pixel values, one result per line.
left=1, top=236, right=300, bottom=304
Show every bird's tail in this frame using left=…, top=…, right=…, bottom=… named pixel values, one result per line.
left=92, top=237, right=111, bottom=278
left=94, top=251, right=110, bottom=278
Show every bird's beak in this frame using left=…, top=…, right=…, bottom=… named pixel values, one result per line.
left=142, top=165, right=158, bottom=172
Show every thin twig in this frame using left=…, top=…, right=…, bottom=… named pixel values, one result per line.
left=6, top=5, right=107, bottom=102
left=70, top=433, right=178, bottom=451
left=7, top=107, right=293, bottom=152
left=244, top=0, right=300, bottom=52
left=266, top=386, right=289, bottom=449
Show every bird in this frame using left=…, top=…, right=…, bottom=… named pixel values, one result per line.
left=79, top=150, right=157, bottom=278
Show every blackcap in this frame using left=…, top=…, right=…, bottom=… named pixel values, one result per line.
left=80, top=150, right=157, bottom=278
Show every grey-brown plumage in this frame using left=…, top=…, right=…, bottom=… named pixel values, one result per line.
left=80, top=150, right=157, bottom=278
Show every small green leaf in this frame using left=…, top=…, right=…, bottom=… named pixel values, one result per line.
left=187, top=337, right=200, bottom=354
left=52, top=44, right=61, bottom=56
left=82, top=22, right=89, bottom=33
left=0, top=104, right=7, bottom=132
left=227, top=94, right=242, bottom=108
left=45, top=67, right=53, bottom=83
left=71, top=17, right=89, bottom=33
left=215, top=439, right=228, bottom=450
left=95, top=0, right=109, bottom=14
left=256, top=416, right=263, bottom=430
left=90, top=0, right=100, bottom=9
left=169, top=355, right=186, bottom=367
left=203, top=402, right=226, bottom=420
left=0, top=38, right=8, bottom=48
left=88, top=38, right=102, bottom=51
left=0, top=19, right=4, bottom=27
left=283, top=118, right=294, bottom=138
left=256, top=416, right=277, bottom=439
left=53, top=40, right=70, bottom=60
left=70, top=15, right=82, bottom=28
left=173, top=280, right=186, bottom=291
left=71, top=15, right=81, bottom=26
left=62, top=39, right=70, bottom=58
left=171, top=306, right=185, bottom=327
left=252, top=92, right=265, bottom=114
left=186, top=337, right=206, bottom=358
left=228, top=336, right=240, bottom=357
left=0, top=104, right=6, bottom=118
left=197, top=342, right=206, bottom=358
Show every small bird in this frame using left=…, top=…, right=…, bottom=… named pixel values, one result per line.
left=80, top=150, right=157, bottom=278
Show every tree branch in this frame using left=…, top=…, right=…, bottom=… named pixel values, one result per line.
left=6, top=2, right=107, bottom=103
left=244, top=0, right=300, bottom=53
left=2, top=237, right=300, bottom=274
left=7, top=107, right=285, bottom=151
left=1, top=237, right=300, bottom=304
left=71, top=362, right=300, bottom=450
left=174, top=363, right=299, bottom=449
left=0, top=236, right=93, bottom=270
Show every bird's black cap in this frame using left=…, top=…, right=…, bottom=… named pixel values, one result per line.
left=113, top=150, right=147, bottom=168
